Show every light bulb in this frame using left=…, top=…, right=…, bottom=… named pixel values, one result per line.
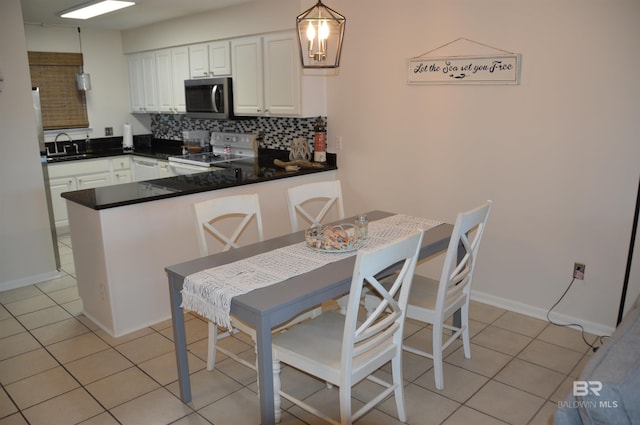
left=306, top=21, right=316, bottom=42
left=319, top=20, right=330, bottom=40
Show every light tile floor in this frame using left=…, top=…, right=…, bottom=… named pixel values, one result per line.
left=0, top=235, right=600, bottom=425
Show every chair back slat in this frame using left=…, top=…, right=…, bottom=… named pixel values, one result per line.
left=287, top=180, right=344, bottom=231
left=342, top=231, right=424, bottom=371
left=436, top=201, right=492, bottom=319
left=194, top=194, right=264, bottom=255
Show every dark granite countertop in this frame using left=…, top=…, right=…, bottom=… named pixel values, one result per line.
left=46, top=141, right=182, bottom=164
left=60, top=151, right=337, bottom=210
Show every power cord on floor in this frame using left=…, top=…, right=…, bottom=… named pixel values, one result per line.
left=546, top=277, right=609, bottom=352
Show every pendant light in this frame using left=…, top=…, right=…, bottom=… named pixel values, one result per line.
left=296, top=1, right=346, bottom=69
left=76, top=27, right=91, bottom=91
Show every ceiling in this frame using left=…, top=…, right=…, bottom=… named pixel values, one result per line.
left=20, top=0, right=255, bottom=31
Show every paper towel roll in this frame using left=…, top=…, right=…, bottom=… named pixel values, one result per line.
left=123, top=124, right=133, bottom=149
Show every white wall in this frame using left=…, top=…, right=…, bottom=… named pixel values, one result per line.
left=328, top=0, right=640, bottom=333
left=24, top=25, right=150, bottom=138
left=0, top=0, right=58, bottom=290
left=120, top=0, right=297, bottom=53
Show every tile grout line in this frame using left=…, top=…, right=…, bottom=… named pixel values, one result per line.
left=0, top=286, right=122, bottom=424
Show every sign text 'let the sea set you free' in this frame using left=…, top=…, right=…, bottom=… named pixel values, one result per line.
left=408, top=54, right=520, bottom=85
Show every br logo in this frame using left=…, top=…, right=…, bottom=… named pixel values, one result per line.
left=573, top=381, right=603, bottom=396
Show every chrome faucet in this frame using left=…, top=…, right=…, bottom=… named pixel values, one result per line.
left=50, top=132, right=74, bottom=155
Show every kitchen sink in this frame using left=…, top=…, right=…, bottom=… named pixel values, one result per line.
left=47, top=153, right=93, bottom=163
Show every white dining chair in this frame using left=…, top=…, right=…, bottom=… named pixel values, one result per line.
left=193, top=193, right=317, bottom=372
left=193, top=194, right=264, bottom=371
left=271, top=230, right=424, bottom=425
left=287, top=179, right=366, bottom=312
left=403, top=200, right=492, bottom=390
left=286, top=180, right=345, bottom=232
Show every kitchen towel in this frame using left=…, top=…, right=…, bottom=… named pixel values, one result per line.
left=123, top=124, right=133, bottom=149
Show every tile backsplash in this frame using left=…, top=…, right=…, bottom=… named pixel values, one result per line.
left=150, top=115, right=325, bottom=151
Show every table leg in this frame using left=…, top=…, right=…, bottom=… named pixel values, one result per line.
left=255, top=315, right=276, bottom=425
left=169, top=275, right=191, bottom=403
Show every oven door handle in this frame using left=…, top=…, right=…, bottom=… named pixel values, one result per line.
left=169, top=162, right=221, bottom=175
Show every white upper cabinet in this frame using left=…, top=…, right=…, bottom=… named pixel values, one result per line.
left=156, top=49, right=174, bottom=112
left=208, top=40, right=231, bottom=76
left=156, top=47, right=189, bottom=113
left=141, top=51, right=158, bottom=112
left=129, top=47, right=188, bottom=114
left=128, top=51, right=158, bottom=113
left=188, top=44, right=209, bottom=78
left=128, top=32, right=302, bottom=116
left=171, top=47, right=189, bottom=112
left=231, top=36, right=264, bottom=115
left=232, top=32, right=300, bottom=117
left=127, top=53, right=145, bottom=112
left=189, top=41, right=231, bottom=78
left=263, top=33, right=301, bottom=116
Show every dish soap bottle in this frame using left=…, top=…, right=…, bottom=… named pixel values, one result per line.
left=85, top=134, right=92, bottom=153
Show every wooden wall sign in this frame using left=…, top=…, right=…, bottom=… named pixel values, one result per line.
left=408, top=38, right=521, bottom=85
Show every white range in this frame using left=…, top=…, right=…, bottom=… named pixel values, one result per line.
left=168, top=131, right=258, bottom=175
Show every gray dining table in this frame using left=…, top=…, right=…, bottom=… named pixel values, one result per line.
left=165, top=210, right=453, bottom=425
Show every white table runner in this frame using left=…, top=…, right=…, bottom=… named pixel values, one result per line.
left=181, top=214, right=443, bottom=328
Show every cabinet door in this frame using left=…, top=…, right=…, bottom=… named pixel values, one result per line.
left=263, top=33, right=300, bottom=116
left=111, top=156, right=131, bottom=171
left=231, top=36, right=264, bottom=115
left=49, top=177, right=76, bottom=230
left=171, top=47, right=189, bottom=112
left=209, top=40, right=231, bottom=76
left=156, top=49, right=174, bottom=113
left=113, top=170, right=132, bottom=184
left=127, top=53, right=146, bottom=113
left=189, top=44, right=210, bottom=78
left=141, top=51, right=158, bottom=112
left=77, top=172, right=112, bottom=189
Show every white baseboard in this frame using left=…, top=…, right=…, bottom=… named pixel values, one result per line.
left=0, top=270, right=62, bottom=292
left=470, top=289, right=616, bottom=337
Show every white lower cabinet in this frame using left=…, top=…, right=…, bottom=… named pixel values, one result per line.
left=77, top=172, right=111, bottom=190
left=112, top=156, right=132, bottom=184
left=113, top=170, right=132, bottom=184
left=49, top=177, right=76, bottom=230
left=48, top=156, right=133, bottom=232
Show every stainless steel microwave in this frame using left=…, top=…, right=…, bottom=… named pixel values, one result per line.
left=185, top=77, right=234, bottom=119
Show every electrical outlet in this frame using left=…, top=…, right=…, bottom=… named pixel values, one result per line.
left=105, top=127, right=113, bottom=136
left=573, top=262, right=586, bottom=280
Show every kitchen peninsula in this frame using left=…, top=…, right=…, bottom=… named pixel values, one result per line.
left=62, top=154, right=337, bottom=337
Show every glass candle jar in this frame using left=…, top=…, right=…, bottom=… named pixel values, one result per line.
left=355, top=214, right=368, bottom=240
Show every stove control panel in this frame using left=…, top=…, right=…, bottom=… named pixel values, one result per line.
left=210, top=132, right=257, bottom=157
